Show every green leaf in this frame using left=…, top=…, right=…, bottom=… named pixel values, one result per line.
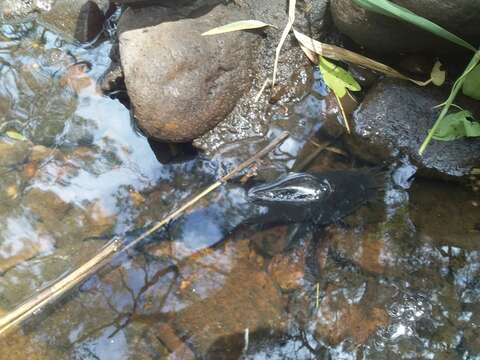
left=462, top=64, right=480, bottom=100
left=318, top=56, right=361, bottom=98
left=202, top=20, right=273, bottom=36
left=352, top=0, right=476, bottom=52
left=430, top=60, right=446, bottom=86
left=432, top=110, right=480, bottom=141
left=419, top=50, right=480, bottom=155
left=5, top=131, right=27, bottom=141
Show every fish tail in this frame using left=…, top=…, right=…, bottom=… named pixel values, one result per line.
left=361, top=166, right=389, bottom=202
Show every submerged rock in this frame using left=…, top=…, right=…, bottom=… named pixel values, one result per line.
left=37, top=0, right=106, bottom=43
left=0, top=239, right=46, bottom=275
left=24, top=188, right=115, bottom=247
left=331, top=0, right=480, bottom=54
left=0, top=332, right=62, bottom=360
left=268, top=242, right=308, bottom=292
left=0, top=140, right=31, bottom=167
left=409, top=178, right=480, bottom=251
left=346, top=79, right=480, bottom=180
left=315, top=287, right=389, bottom=345
left=170, top=238, right=287, bottom=357
left=0, top=0, right=107, bottom=43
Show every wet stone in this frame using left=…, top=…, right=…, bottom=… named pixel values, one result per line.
left=0, top=140, right=31, bottom=167
left=119, top=4, right=258, bottom=142
left=171, top=238, right=288, bottom=358
left=327, top=226, right=390, bottom=276
left=314, top=284, right=390, bottom=346
left=409, top=179, right=480, bottom=251
left=0, top=240, right=44, bottom=274
left=267, top=242, right=308, bottom=292
left=347, top=79, right=480, bottom=181
left=0, top=332, right=62, bottom=360
left=325, top=203, right=415, bottom=277
left=24, top=188, right=115, bottom=246
left=118, top=0, right=328, bottom=150
left=0, top=0, right=107, bottom=43
left=25, top=188, right=72, bottom=223
left=331, top=0, right=480, bottom=54
left=249, top=225, right=291, bottom=257
left=37, top=0, right=106, bottom=43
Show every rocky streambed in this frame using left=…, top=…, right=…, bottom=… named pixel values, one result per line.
left=0, top=0, right=478, bottom=359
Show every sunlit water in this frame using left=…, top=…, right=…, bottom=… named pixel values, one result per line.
left=0, top=18, right=479, bottom=360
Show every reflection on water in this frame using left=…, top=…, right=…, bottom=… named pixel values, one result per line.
left=0, top=19, right=479, bottom=360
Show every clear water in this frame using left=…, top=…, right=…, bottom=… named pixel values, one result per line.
left=0, top=19, right=479, bottom=360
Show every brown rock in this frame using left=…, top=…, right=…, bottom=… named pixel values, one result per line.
left=268, top=246, right=307, bottom=292
left=0, top=332, right=61, bottom=360
left=25, top=188, right=72, bottom=226
left=30, top=145, right=57, bottom=162
left=409, top=178, right=480, bottom=251
left=82, top=201, right=116, bottom=238
left=315, top=286, right=389, bottom=345
left=156, top=323, right=196, bottom=360
left=328, top=227, right=389, bottom=275
left=25, top=189, right=115, bottom=244
left=172, top=239, right=287, bottom=357
left=250, top=225, right=291, bottom=256
left=119, top=4, right=258, bottom=142
left=0, top=240, right=43, bottom=274
left=37, top=0, right=106, bottom=43
left=0, top=141, right=31, bottom=167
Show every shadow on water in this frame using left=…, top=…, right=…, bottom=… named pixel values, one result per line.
left=0, top=15, right=479, bottom=360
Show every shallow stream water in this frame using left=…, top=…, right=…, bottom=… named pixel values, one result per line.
left=0, top=20, right=479, bottom=360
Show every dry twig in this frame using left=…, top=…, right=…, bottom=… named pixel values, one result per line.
left=272, top=0, right=296, bottom=87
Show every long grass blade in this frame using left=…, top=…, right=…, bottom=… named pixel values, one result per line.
left=272, top=0, right=296, bottom=87
left=419, top=49, right=480, bottom=155
left=202, top=20, right=273, bottom=36
left=294, top=29, right=429, bottom=86
left=352, top=0, right=476, bottom=52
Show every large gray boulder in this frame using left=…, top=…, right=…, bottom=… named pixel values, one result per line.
left=331, top=0, right=480, bottom=54
left=346, top=79, right=480, bottom=180
left=118, top=0, right=328, bottom=146
left=119, top=4, right=258, bottom=142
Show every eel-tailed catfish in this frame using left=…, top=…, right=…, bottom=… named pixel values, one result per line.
left=247, top=169, right=384, bottom=227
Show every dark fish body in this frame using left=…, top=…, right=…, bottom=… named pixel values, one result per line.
left=247, top=169, right=383, bottom=226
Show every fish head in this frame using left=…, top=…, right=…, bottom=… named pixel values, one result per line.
left=247, top=172, right=332, bottom=207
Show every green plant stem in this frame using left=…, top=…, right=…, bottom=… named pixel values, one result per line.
left=419, top=49, right=480, bottom=155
